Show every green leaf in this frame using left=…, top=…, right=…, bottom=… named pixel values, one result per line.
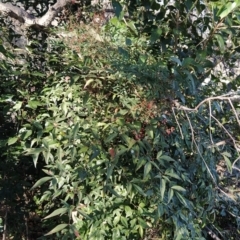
left=158, top=155, right=175, bottom=162
left=84, top=79, right=98, bottom=89
left=222, top=151, right=231, bottom=157
left=0, top=140, right=7, bottom=148
left=168, top=188, right=174, bottom=203
left=150, top=161, right=160, bottom=170
left=136, top=158, right=146, bottom=171
left=105, top=132, right=118, bottom=143
left=44, top=223, right=68, bottom=236
left=106, top=164, right=114, bottom=180
left=120, top=216, right=128, bottom=228
left=127, top=138, right=136, bottom=149
left=203, top=59, right=215, bottom=68
left=83, top=92, right=89, bottom=105
left=138, top=225, right=143, bottom=238
left=24, top=147, right=45, bottom=155
left=113, top=215, right=120, bottom=226
left=27, top=100, right=42, bottom=109
left=125, top=206, right=132, bottom=218
left=158, top=204, right=164, bottom=217
left=33, top=121, right=43, bottom=130
left=31, top=176, right=52, bottom=190
left=126, top=38, right=132, bottom=45
left=165, top=171, right=181, bottom=180
left=160, top=178, right=166, bottom=201
left=127, top=21, right=138, bottom=36
left=133, top=184, right=146, bottom=196
left=61, top=101, right=68, bottom=116
left=8, top=137, right=18, bottom=145
left=13, top=101, right=22, bottom=110
left=106, top=185, right=122, bottom=198
left=112, top=0, right=123, bottom=19
left=171, top=185, right=186, bottom=192
left=182, top=58, right=196, bottom=67
left=57, top=147, right=64, bottom=162
left=156, top=150, right=162, bottom=160
left=150, top=28, right=162, bottom=43
left=42, top=150, right=53, bottom=164
left=138, top=218, right=149, bottom=228
left=144, top=162, right=152, bottom=178
left=42, top=169, right=54, bottom=176
left=146, top=126, right=154, bottom=139
left=72, top=123, right=79, bottom=140
left=170, top=56, right=182, bottom=66
left=20, top=130, right=32, bottom=140
left=121, top=134, right=136, bottom=149
left=90, top=147, right=100, bottom=160
left=77, top=209, right=92, bottom=220
left=44, top=208, right=68, bottom=219
left=31, top=71, right=46, bottom=77
left=175, top=192, right=189, bottom=209
left=175, top=232, right=183, bottom=240
left=42, top=139, right=49, bottom=149
left=214, top=34, right=225, bottom=52
left=0, top=45, right=7, bottom=55
left=96, top=122, right=108, bottom=127
left=221, top=152, right=232, bottom=173
left=32, top=153, right=40, bottom=168
left=219, top=1, right=240, bottom=19
left=223, top=155, right=232, bottom=173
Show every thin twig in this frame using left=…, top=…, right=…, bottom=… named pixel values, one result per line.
left=208, top=100, right=214, bottom=145
left=173, top=95, right=240, bottom=112
left=172, top=107, right=184, bottom=139
left=232, top=156, right=240, bottom=172
left=228, top=98, right=240, bottom=127
left=211, top=114, right=237, bottom=149
left=173, top=94, right=240, bottom=202
left=185, top=112, right=217, bottom=184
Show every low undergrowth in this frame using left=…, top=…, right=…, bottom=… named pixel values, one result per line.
left=0, top=0, right=240, bottom=239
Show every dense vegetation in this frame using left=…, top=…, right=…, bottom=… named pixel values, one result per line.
left=0, top=0, right=240, bottom=239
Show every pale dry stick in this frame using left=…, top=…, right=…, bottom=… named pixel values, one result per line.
left=228, top=98, right=240, bottom=127
left=227, top=98, right=240, bottom=172
left=232, top=166, right=240, bottom=173
left=226, top=209, right=240, bottom=220
left=205, top=226, right=222, bottom=240
left=232, top=157, right=240, bottom=170
left=173, top=95, right=240, bottom=202
left=210, top=114, right=238, bottom=149
left=173, top=94, right=240, bottom=149
left=184, top=110, right=195, bottom=150
left=232, top=156, right=240, bottom=186
left=185, top=112, right=237, bottom=201
left=174, top=95, right=240, bottom=112
left=184, top=0, right=199, bottom=24
left=208, top=100, right=214, bottom=145
left=219, top=91, right=240, bottom=97
left=172, top=107, right=184, bottom=139
left=184, top=112, right=216, bottom=183
left=211, top=113, right=240, bottom=179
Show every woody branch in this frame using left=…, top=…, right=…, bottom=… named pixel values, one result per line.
left=0, top=0, right=74, bottom=28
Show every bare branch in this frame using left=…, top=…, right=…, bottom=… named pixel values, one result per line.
left=172, top=93, right=240, bottom=112
left=0, top=0, right=74, bottom=28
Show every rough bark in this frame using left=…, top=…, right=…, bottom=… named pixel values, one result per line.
left=0, top=0, right=73, bottom=28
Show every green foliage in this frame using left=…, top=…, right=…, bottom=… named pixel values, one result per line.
left=0, top=0, right=240, bottom=239
left=0, top=217, right=3, bottom=233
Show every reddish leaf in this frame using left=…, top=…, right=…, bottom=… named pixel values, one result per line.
left=109, top=148, right=115, bottom=159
